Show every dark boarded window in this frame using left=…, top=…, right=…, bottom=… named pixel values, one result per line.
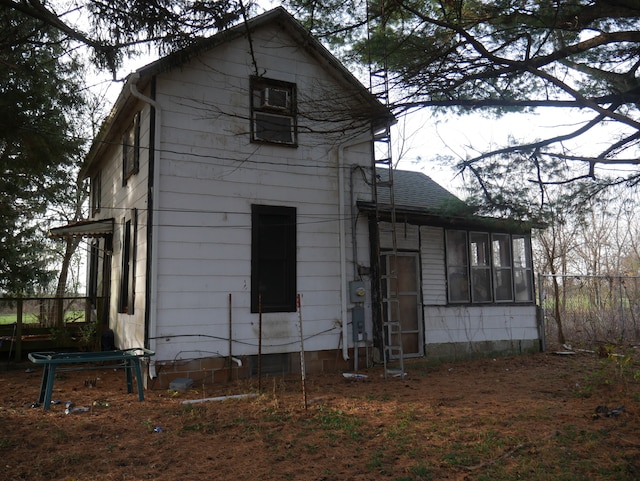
left=122, top=112, right=140, bottom=184
left=118, top=209, right=137, bottom=314
left=251, top=204, right=296, bottom=313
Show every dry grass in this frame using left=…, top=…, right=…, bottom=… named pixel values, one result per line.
left=1, top=348, right=639, bottom=480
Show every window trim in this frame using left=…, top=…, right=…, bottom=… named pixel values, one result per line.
left=251, top=204, right=297, bottom=313
left=512, top=235, right=534, bottom=302
left=250, top=77, right=297, bottom=147
left=492, top=233, right=514, bottom=302
left=445, top=230, right=470, bottom=303
left=469, top=232, right=492, bottom=303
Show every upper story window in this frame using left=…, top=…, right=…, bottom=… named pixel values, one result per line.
left=446, top=229, right=534, bottom=304
left=250, top=77, right=297, bottom=146
left=122, top=111, right=140, bottom=185
left=90, top=171, right=101, bottom=215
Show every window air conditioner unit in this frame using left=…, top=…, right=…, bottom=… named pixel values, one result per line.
left=260, top=88, right=289, bottom=110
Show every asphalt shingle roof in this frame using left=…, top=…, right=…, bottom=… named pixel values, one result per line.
left=377, top=169, right=465, bottom=212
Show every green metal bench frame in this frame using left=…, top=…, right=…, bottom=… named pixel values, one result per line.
left=28, top=348, right=154, bottom=410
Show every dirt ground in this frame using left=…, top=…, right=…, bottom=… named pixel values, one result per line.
left=1, top=348, right=639, bottom=481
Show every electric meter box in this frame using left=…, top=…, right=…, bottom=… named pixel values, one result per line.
left=352, top=306, right=365, bottom=342
left=349, top=281, right=366, bottom=303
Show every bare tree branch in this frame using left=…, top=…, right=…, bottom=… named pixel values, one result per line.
left=460, top=110, right=612, bottom=169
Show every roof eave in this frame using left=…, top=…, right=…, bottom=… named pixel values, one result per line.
left=357, top=201, right=535, bottom=233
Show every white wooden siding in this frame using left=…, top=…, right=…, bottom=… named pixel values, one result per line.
left=423, top=304, right=539, bottom=344
left=379, top=221, right=419, bottom=251
left=420, top=226, right=447, bottom=305
left=91, top=100, right=151, bottom=350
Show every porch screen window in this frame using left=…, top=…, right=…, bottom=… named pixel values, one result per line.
left=122, top=111, right=140, bottom=184
left=492, top=233, right=513, bottom=302
left=513, top=235, right=534, bottom=301
left=118, top=209, right=137, bottom=314
left=251, top=204, right=296, bottom=313
left=445, top=230, right=470, bottom=302
left=470, top=232, right=491, bottom=303
left=446, top=229, right=534, bottom=304
left=250, top=77, right=297, bottom=146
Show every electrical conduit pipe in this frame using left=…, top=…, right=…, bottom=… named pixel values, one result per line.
left=337, top=133, right=372, bottom=361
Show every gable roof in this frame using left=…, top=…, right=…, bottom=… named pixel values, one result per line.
left=81, top=7, right=394, bottom=178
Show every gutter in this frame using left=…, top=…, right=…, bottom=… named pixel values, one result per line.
left=337, top=132, right=373, bottom=361
left=129, top=73, right=161, bottom=379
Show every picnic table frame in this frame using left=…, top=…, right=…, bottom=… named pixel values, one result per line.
left=28, top=348, right=154, bottom=410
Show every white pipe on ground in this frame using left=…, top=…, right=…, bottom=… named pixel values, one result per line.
left=180, top=393, right=258, bottom=405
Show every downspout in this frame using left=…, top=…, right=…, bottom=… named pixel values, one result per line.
left=130, top=73, right=160, bottom=378
left=337, top=133, right=373, bottom=361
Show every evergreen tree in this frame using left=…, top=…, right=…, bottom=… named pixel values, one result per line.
left=0, top=8, right=84, bottom=294
left=0, top=0, right=250, bottom=73
left=0, top=0, right=249, bottom=295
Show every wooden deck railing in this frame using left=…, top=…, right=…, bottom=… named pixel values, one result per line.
left=0, top=296, right=106, bottom=360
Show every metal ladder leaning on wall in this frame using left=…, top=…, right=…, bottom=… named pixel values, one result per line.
left=368, top=2, right=405, bottom=379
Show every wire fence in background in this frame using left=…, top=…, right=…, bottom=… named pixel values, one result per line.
left=538, top=274, right=640, bottom=348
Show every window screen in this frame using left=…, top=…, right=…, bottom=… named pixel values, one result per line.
left=446, top=230, right=470, bottom=303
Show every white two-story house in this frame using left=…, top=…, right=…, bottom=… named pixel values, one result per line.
left=51, top=7, right=541, bottom=387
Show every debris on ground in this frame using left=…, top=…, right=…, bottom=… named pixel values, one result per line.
left=593, top=405, right=625, bottom=419
left=342, top=372, right=368, bottom=380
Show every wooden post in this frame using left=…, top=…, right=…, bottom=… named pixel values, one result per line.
left=57, top=297, right=64, bottom=327
left=85, top=296, right=91, bottom=326
left=15, top=299, right=23, bottom=361
left=228, top=293, right=232, bottom=382
left=258, top=294, right=262, bottom=393
left=297, top=294, right=307, bottom=410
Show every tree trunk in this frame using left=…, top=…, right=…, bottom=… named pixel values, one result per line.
left=48, top=237, right=81, bottom=326
left=552, top=274, right=566, bottom=345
